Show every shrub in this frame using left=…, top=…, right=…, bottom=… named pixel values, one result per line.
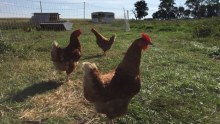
left=0, top=41, right=15, bottom=54
left=209, top=48, right=220, bottom=59
left=193, top=24, right=212, bottom=38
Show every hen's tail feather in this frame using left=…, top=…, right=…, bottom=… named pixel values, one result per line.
left=108, top=34, right=116, bottom=45
left=53, top=41, right=58, bottom=47
left=51, top=41, right=59, bottom=61
left=82, top=62, right=98, bottom=73
left=82, top=62, right=102, bottom=102
left=112, top=34, right=117, bottom=39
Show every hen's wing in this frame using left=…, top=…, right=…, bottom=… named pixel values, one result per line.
left=71, top=49, right=81, bottom=61
left=62, top=48, right=81, bottom=62
left=82, top=62, right=115, bottom=102
left=101, top=67, right=141, bottom=105
left=100, top=70, right=115, bottom=85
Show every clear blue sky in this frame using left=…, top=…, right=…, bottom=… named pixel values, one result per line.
left=0, top=0, right=186, bottom=19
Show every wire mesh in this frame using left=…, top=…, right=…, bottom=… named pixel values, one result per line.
left=0, top=0, right=130, bottom=42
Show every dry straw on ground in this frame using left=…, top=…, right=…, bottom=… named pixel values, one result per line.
left=19, top=80, right=103, bottom=124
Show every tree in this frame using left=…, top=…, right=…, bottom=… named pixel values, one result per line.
left=185, top=0, right=205, bottom=18
left=153, top=0, right=176, bottom=19
left=159, top=0, right=176, bottom=12
left=159, top=9, right=168, bottom=19
left=197, top=4, right=207, bottom=17
left=205, top=0, right=219, bottom=5
left=131, top=10, right=138, bottom=20
left=205, top=0, right=220, bottom=17
left=152, top=9, right=168, bottom=20
left=134, top=0, right=149, bottom=20
left=185, top=0, right=220, bottom=18
left=178, top=6, right=185, bottom=18
left=152, top=11, right=160, bottom=19
left=184, top=9, right=191, bottom=17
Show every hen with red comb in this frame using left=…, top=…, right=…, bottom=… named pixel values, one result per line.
left=142, top=33, right=152, bottom=43
left=82, top=32, right=152, bottom=124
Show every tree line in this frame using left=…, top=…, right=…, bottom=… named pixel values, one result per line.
left=133, top=0, right=220, bottom=20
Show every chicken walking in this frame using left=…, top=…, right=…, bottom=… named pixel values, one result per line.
left=91, top=28, right=116, bottom=56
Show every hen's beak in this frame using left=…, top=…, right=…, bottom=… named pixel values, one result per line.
left=149, top=42, right=153, bottom=45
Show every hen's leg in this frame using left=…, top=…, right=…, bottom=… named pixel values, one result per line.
left=66, top=71, right=73, bottom=82
left=65, top=62, right=75, bottom=82
left=103, top=51, right=106, bottom=56
left=107, top=119, right=114, bottom=124
left=66, top=74, right=70, bottom=82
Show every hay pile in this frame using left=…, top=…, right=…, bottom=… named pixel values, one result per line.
left=19, top=80, right=103, bottom=123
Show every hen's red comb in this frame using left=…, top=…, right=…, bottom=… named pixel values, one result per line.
left=142, top=33, right=151, bottom=42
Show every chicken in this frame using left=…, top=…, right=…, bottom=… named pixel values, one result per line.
left=51, top=29, right=82, bottom=82
left=82, top=33, right=152, bottom=123
left=91, top=28, right=116, bottom=55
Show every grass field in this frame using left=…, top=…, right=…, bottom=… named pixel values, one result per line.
left=0, top=18, right=220, bottom=124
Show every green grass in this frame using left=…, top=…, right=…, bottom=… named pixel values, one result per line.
left=0, top=18, right=220, bottom=124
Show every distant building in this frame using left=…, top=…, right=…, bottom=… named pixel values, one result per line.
left=30, top=13, right=73, bottom=31
left=31, top=13, right=60, bottom=24
left=91, top=12, right=115, bottom=23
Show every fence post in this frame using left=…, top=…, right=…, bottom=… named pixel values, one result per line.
left=84, top=2, right=85, bottom=20
left=40, top=0, right=42, bottom=13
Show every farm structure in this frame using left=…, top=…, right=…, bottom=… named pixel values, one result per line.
left=31, top=13, right=73, bottom=30
left=91, top=12, right=115, bottom=23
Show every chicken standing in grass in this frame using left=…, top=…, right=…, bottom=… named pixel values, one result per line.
left=51, top=29, right=82, bottom=82
left=91, top=28, right=116, bottom=55
left=82, top=33, right=152, bottom=123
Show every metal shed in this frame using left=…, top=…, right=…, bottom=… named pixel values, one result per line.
left=30, top=13, right=73, bottom=30
left=91, top=12, right=115, bottom=23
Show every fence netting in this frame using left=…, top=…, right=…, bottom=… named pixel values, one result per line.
left=0, top=0, right=129, bottom=42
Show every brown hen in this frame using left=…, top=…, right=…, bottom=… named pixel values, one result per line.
left=51, top=29, right=82, bottom=82
left=82, top=33, right=152, bottom=123
left=91, top=28, right=116, bottom=55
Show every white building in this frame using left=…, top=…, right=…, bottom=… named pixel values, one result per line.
left=91, top=12, right=115, bottom=23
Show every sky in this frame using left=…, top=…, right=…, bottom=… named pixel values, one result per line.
left=0, top=0, right=186, bottom=19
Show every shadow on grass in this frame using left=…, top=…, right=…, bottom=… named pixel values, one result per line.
left=9, top=80, right=63, bottom=102
left=81, top=54, right=103, bottom=60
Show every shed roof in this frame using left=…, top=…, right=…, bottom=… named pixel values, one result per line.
left=92, top=12, right=114, bottom=14
left=33, top=13, right=60, bottom=15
